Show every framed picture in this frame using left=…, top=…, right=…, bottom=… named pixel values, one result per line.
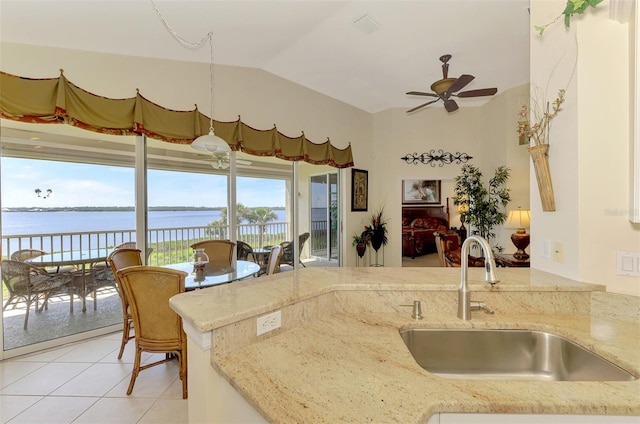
left=351, top=168, right=368, bottom=211
left=402, top=179, right=441, bottom=204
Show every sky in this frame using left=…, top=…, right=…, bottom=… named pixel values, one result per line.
left=1, top=157, right=286, bottom=209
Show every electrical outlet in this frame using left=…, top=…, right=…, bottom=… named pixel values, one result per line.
left=552, top=242, right=564, bottom=263
left=541, top=239, right=551, bottom=259
left=256, top=310, right=281, bottom=336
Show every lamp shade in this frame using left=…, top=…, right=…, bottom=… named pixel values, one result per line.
left=191, top=130, right=231, bottom=153
left=504, top=208, right=530, bottom=229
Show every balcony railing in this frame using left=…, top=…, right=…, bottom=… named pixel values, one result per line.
left=2, top=222, right=291, bottom=266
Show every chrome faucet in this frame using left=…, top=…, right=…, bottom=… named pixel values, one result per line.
left=458, top=235, right=499, bottom=320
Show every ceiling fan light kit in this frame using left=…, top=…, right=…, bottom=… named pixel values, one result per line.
left=406, top=54, right=497, bottom=114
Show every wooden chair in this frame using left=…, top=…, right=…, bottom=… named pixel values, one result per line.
left=1, top=260, right=72, bottom=329
left=107, top=248, right=143, bottom=359
left=279, top=232, right=310, bottom=268
left=190, top=240, right=235, bottom=273
left=116, top=265, right=188, bottom=398
left=257, top=245, right=282, bottom=276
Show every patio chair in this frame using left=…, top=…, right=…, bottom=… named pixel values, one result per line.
left=190, top=240, right=235, bottom=273
left=236, top=241, right=256, bottom=262
left=279, top=232, right=310, bottom=268
left=257, top=245, right=282, bottom=277
left=116, top=265, right=188, bottom=398
left=11, top=249, right=75, bottom=274
left=107, top=248, right=143, bottom=359
left=1, top=260, right=72, bottom=329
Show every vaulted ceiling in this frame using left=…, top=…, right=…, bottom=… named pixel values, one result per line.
left=0, top=0, right=531, bottom=114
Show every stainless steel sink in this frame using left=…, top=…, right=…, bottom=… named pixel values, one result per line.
left=400, top=329, right=635, bottom=381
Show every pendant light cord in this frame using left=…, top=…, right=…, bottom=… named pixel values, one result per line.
left=150, top=0, right=215, bottom=132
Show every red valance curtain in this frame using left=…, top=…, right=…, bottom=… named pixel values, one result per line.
left=0, top=70, right=354, bottom=168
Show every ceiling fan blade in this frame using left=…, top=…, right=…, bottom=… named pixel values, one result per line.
left=446, top=74, right=475, bottom=95
left=444, top=99, right=459, bottom=113
left=407, top=98, right=440, bottom=113
left=456, top=88, right=498, bottom=98
left=406, top=91, right=438, bottom=97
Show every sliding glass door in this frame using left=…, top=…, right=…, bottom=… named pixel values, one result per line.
left=309, top=172, right=339, bottom=263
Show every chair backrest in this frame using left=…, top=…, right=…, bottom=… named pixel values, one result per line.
left=191, top=240, right=235, bottom=272
left=1, top=260, right=67, bottom=295
left=116, top=266, right=187, bottom=345
left=298, top=232, right=310, bottom=254
left=266, top=245, right=282, bottom=275
left=115, top=241, right=137, bottom=250
left=10, top=249, right=46, bottom=262
left=236, top=241, right=254, bottom=261
left=108, top=248, right=143, bottom=275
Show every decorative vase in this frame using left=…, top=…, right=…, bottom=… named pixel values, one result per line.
left=356, top=242, right=367, bottom=258
left=528, top=144, right=556, bottom=212
left=191, top=248, right=209, bottom=282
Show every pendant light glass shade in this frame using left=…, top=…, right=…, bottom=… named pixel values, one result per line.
left=191, top=129, right=231, bottom=153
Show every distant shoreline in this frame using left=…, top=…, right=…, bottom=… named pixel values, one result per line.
left=2, top=206, right=285, bottom=212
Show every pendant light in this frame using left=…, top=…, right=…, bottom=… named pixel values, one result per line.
left=191, top=32, right=230, bottom=154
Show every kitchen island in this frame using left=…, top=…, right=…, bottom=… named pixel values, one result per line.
left=169, top=267, right=640, bottom=423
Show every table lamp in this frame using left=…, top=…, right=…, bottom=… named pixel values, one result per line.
left=504, top=207, right=530, bottom=260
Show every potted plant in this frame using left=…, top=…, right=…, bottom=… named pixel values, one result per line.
left=534, top=0, right=603, bottom=35
left=366, top=207, right=388, bottom=253
left=352, top=231, right=370, bottom=258
left=453, top=165, right=511, bottom=251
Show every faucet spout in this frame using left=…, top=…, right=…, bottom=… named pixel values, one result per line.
left=457, top=235, right=499, bottom=320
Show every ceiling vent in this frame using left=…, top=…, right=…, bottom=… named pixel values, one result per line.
left=353, top=14, right=380, bottom=35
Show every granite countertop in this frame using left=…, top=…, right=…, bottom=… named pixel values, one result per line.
left=169, top=267, right=606, bottom=333
left=169, top=267, right=640, bottom=422
left=213, top=311, right=640, bottom=422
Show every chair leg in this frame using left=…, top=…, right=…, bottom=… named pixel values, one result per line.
left=117, top=319, right=131, bottom=359
left=177, top=351, right=188, bottom=399
left=127, top=345, right=142, bottom=395
left=23, top=298, right=32, bottom=330
left=2, top=295, right=16, bottom=311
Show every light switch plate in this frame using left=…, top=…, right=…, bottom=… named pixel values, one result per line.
left=541, top=239, right=551, bottom=259
left=616, top=251, right=640, bottom=277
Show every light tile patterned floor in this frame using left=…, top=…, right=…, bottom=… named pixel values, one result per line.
left=0, top=332, right=188, bottom=424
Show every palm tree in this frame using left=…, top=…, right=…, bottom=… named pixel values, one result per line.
left=206, top=203, right=250, bottom=238
left=246, top=207, right=278, bottom=247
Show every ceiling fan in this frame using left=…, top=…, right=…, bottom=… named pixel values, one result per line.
left=210, top=152, right=252, bottom=170
left=406, top=54, right=497, bottom=114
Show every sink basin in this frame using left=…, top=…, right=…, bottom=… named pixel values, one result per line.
left=400, top=329, right=635, bottom=381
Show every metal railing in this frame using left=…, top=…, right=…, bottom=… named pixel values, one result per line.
left=2, top=222, right=293, bottom=266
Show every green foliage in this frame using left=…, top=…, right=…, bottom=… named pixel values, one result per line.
left=453, top=165, right=511, bottom=250
left=535, top=0, right=603, bottom=35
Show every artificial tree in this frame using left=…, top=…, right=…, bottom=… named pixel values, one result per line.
left=452, top=164, right=511, bottom=251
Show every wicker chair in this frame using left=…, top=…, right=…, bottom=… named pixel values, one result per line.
left=279, top=232, right=310, bottom=268
left=11, top=248, right=75, bottom=274
left=1, top=260, right=72, bottom=329
left=236, top=241, right=256, bottom=262
left=116, top=265, right=188, bottom=398
left=190, top=240, right=235, bottom=273
left=107, top=248, right=143, bottom=359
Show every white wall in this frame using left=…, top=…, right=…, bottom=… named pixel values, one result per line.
left=368, top=84, right=530, bottom=267
left=530, top=0, right=640, bottom=296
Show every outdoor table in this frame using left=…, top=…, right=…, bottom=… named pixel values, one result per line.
left=164, top=260, right=260, bottom=291
left=26, top=248, right=113, bottom=312
left=251, top=248, right=271, bottom=265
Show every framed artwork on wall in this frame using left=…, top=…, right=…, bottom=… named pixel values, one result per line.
left=351, top=169, right=368, bottom=211
left=402, top=179, right=441, bottom=204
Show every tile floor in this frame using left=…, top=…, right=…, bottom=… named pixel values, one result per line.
left=0, top=331, right=187, bottom=423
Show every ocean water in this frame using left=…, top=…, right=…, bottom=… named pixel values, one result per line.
left=2, top=210, right=287, bottom=236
